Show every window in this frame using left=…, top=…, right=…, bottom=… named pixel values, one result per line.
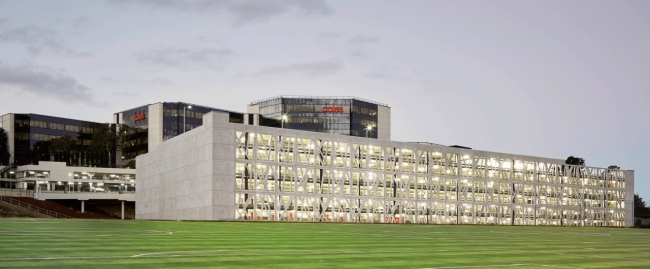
left=50, top=123, right=64, bottom=130
left=15, top=133, right=29, bottom=140
left=15, top=119, right=29, bottom=127
left=82, top=127, right=94, bottom=134
left=66, top=125, right=81, bottom=132
left=163, top=109, right=180, bottom=117
left=31, top=133, right=62, bottom=141
left=30, top=120, right=47, bottom=128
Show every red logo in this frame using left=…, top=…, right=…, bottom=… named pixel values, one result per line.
left=133, top=113, right=146, bottom=121
left=322, top=106, right=344, bottom=113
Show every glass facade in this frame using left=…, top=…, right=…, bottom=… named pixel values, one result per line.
left=118, top=102, right=245, bottom=160
left=15, top=170, right=136, bottom=193
left=10, top=114, right=107, bottom=166
left=119, top=106, right=150, bottom=160
left=256, top=97, right=379, bottom=138
left=161, top=103, right=243, bottom=141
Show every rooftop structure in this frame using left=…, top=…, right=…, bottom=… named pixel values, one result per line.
left=248, top=96, right=391, bottom=139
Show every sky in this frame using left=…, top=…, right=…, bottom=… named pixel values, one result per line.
left=0, top=1, right=648, bottom=200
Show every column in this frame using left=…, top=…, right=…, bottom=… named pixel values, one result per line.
left=81, top=200, right=85, bottom=213
left=121, top=201, right=125, bottom=220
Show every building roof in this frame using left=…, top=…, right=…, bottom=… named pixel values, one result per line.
left=113, top=102, right=243, bottom=115
left=1, top=113, right=105, bottom=124
left=249, top=96, right=390, bottom=107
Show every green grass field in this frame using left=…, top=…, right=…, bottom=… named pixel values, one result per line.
left=0, top=219, right=648, bottom=269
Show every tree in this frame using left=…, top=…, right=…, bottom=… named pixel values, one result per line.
left=49, top=135, right=79, bottom=166
left=40, top=124, right=122, bottom=168
left=124, top=160, right=135, bottom=169
left=635, top=194, right=649, bottom=217
left=607, top=165, right=620, bottom=170
left=0, top=128, right=10, bottom=165
left=564, top=156, right=586, bottom=177
left=565, top=156, right=585, bottom=166
left=636, top=194, right=646, bottom=208
left=29, top=140, right=52, bottom=165
left=88, top=124, right=120, bottom=167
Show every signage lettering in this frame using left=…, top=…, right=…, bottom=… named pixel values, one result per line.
left=133, top=113, right=146, bottom=121
left=322, top=106, right=344, bottom=113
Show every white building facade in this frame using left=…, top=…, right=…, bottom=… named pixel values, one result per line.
left=136, top=112, right=634, bottom=227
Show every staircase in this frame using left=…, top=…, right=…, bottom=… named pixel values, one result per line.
left=0, top=195, right=72, bottom=218
left=0, top=163, right=16, bottom=177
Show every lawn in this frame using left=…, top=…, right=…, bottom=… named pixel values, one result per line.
left=0, top=219, right=648, bottom=269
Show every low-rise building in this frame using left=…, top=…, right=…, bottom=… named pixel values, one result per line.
left=0, top=161, right=135, bottom=218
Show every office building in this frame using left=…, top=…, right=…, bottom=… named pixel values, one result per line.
left=0, top=113, right=113, bottom=167
left=113, top=102, right=244, bottom=161
left=248, top=96, right=391, bottom=139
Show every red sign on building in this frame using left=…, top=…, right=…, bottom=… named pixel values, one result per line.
left=133, top=113, right=146, bottom=121
left=322, top=106, right=344, bottom=113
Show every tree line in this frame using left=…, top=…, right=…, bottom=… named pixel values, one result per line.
left=0, top=128, right=10, bottom=166
left=1, top=124, right=135, bottom=169
left=29, top=124, right=124, bottom=168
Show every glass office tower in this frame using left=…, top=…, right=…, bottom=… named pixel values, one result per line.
left=248, top=96, right=391, bottom=139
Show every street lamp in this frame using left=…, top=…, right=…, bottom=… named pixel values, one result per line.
left=281, top=114, right=288, bottom=129
left=183, top=104, right=192, bottom=133
left=365, top=125, right=373, bottom=138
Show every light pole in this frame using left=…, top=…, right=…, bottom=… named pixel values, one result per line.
left=365, top=125, right=373, bottom=138
left=183, top=104, right=192, bottom=133
left=281, top=115, right=288, bottom=129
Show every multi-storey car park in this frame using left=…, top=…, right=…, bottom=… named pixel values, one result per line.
left=136, top=111, right=634, bottom=227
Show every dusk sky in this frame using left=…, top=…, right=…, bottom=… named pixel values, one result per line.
left=0, top=1, right=648, bottom=200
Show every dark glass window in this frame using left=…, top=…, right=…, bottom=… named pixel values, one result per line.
left=118, top=106, right=150, bottom=160
left=11, top=114, right=112, bottom=166
left=255, top=97, right=378, bottom=138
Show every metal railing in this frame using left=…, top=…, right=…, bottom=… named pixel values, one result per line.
left=0, top=163, right=16, bottom=177
left=0, top=188, right=33, bottom=197
left=0, top=195, right=72, bottom=219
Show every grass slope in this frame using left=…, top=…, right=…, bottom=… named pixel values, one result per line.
left=0, top=219, right=648, bottom=269
left=0, top=201, right=51, bottom=218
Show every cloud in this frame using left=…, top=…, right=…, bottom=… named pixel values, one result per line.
left=134, top=48, right=234, bottom=68
left=72, top=16, right=90, bottom=28
left=0, top=25, right=91, bottom=57
left=0, top=65, right=102, bottom=105
left=111, top=91, right=140, bottom=97
left=318, top=32, right=343, bottom=38
left=349, top=50, right=369, bottom=59
left=365, top=72, right=393, bottom=80
left=348, top=34, right=380, bottom=44
left=257, top=59, right=343, bottom=76
left=150, top=78, right=173, bottom=86
left=110, top=0, right=332, bottom=25
left=100, top=76, right=174, bottom=86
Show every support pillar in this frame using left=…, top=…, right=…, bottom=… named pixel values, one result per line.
left=81, top=200, right=85, bottom=213
left=121, top=201, right=125, bottom=220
